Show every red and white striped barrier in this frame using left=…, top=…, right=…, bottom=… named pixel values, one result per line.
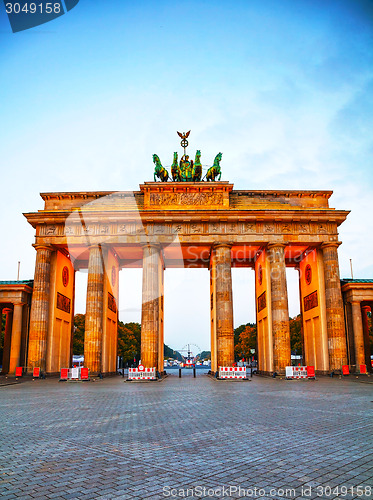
left=218, top=366, right=247, bottom=379
left=285, top=366, right=315, bottom=379
left=128, top=367, right=156, bottom=380
left=60, top=367, right=90, bottom=381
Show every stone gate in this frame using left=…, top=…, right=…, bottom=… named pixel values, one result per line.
left=20, top=181, right=354, bottom=376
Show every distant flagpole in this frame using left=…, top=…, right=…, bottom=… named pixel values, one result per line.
left=17, top=261, right=20, bottom=281
left=349, top=259, right=353, bottom=279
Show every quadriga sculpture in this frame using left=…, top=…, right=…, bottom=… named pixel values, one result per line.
left=192, top=150, right=202, bottom=182
left=205, top=153, right=222, bottom=181
left=153, top=154, right=169, bottom=182
left=171, top=152, right=181, bottom=182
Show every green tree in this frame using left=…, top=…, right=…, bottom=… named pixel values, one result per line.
left=117, top=322, right=140, bottom=365
left=73, top=313, right=85, bottom=355
left=234, top=324, right=257, bottom=361
left=290, top=315, right=302, bottom=354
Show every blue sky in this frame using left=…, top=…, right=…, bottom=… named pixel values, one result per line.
left=1, top=0, right=372, bottom=351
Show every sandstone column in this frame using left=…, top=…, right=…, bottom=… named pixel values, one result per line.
left=361, top=305, right=372, bottom=372
left=157, top=254, right=164, bottom=374
left=350, top=301, right=365, bottom=372
left=141, top=244, right=160, bottom=368
left=321, top=243, right=348, bottom=370
left=1, top=308, right=13, bottom=374
left=27, top=245, right=53, bottom=373
left=84, top=245, right=105, bottom=375
left=214, top=243, right=234, bottom=367
left=9, top=303, right=24, bottom=374
left=210, top=249, right=217, bottom=373
left=267, top=243, right=291, bottom=373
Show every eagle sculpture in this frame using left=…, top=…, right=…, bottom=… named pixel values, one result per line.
left=177, top=130, right=191, bottom=140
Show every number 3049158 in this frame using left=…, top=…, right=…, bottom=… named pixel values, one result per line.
left=5, top=3, right=62, bottom=14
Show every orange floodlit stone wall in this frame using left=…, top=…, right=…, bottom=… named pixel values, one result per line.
left=255, top=249, right=273, bottom=374
left=46, top=250, right=74, bottom=374
left=299, top=249, right=329, bottom=372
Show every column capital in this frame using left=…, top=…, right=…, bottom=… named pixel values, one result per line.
left=87, top=243, right=106, bottom=251
left=267, top=242, right=287, bottom=250
left=361, top=304, right=371, bottom=312
left=2, top=307, right=13, bottom=314
left=13, top=302, right=26, bottom=307
left=32, top=243, right=53, bottom=252
left=141, top=242, right=161, bottom=250
left=321, top=241, right=342, bottom=249
left=350, top=300, right=361, bottom=306
left=212, top=242, right=233, bottom=250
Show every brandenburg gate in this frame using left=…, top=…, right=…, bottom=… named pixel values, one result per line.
left=22, top=149, right=351, bottom=376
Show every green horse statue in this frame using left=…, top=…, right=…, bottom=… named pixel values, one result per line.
left=153, top=154, right=169, bottom=182
left=171, top=152, right=181, bottom=182
left=205, top=152, right=222, bottom=181
left=192, top=150, right=202, bottom=182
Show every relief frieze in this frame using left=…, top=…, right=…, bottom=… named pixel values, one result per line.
left=243, top=223, right=256, bottom=233
left=281, top=223, right=292, bottom=233
left=299, top=223, right=310, bottom=233
left=190, top=223, right=202, bottom=233
left=46, top=225, right=57, bottom=235
left=172, top=223, right=184, bottom=234
left=210, top=222, right=221, bottom=233
left=149, top=192, right=224, bottom=206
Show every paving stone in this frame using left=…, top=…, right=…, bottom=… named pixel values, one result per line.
left=0, top=372, right=373, bottom=499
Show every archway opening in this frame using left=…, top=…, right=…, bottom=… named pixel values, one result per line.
left=164, top=268, right=210, bottom=371
left=73, top=269, right=88, bottom=366
left=286, top=267, right=302, bottom=366
left=117, top=268, right=142, bottom=369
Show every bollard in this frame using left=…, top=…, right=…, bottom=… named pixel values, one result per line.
left=193, top=367, right=196, bottom=378
left=179, top=368, right=181, bottom=378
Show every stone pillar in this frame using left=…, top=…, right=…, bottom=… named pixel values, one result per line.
left=27, top=245, right=53, bottom=373
left=141, top=244, right=160, bottom=368
left=350, top=302, right=366, bottom=372
left=1, top=308, right=13, bottom=374
left=84, top=245, right=105, bottom=375
left=210, top=249, right=217, bottom=373
left=9, top=303, right=24, bottom=374
left=0, top=306, right=2, bottom=370
left=321, top=243, right=348, bottom=370
left=157, top=253, right=164, bottom=374
left=214, top=243, right=234, bottom=367
left=267, top=244, right=291, bottom=373
left=361, top=305, right=371, bottom=372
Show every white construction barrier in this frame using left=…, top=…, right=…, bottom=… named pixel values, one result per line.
left=285, top=366, right=315, bottom=379
left=219, top=366, right=247, bottom=379
left=128, top=367, right=156, bottom=380
left=60, top=367, right=89, bottom=381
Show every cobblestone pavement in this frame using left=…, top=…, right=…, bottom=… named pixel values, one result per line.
left=0, top=370, right=372, bottom=500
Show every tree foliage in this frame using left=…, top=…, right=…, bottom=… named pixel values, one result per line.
left=289, top=315, right=302, bottom=354
left=73, top=313, right=85, bottom=355
left=197, top=350, right=211, bottom=360
left=234, top=324, right=257, bottom=361
left=233, top=316, right=304, bottom=359
left=117, top=321, right=141, bottom=365
left=164, top=344, right=183, bottom=361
